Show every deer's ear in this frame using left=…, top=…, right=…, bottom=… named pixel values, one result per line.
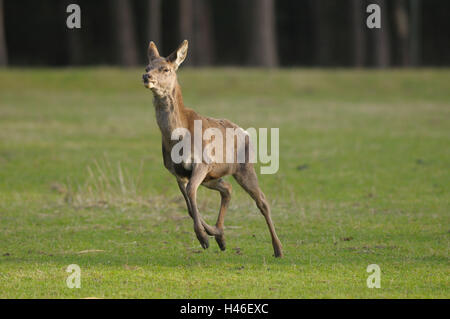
left=148, top=41, right=160, bottom=61
left=167, top=40, right=188, bottom=70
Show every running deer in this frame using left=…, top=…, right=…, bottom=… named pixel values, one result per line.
left=142, top=40, right=283, bottom=257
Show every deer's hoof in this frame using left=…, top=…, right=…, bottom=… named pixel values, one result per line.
left=273, top=247, right=283, bottom=258
left=196, top=231, right=209, bottom=249
left=200, top=238, right=209, bottom=249
left=274, top=251, right=283, bottom=258
left=215, top=235, right=226, bottom=251
left=273, top=240, right=283, bottom=258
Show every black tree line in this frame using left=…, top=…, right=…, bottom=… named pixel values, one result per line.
left=0, top=0, right=447, bottom=67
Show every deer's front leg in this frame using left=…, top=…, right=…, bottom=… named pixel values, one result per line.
left=178, top=178, right=220, bottom=238
left=186, top=164, right=210, bottom=249
left=177, top=179, right=193, bottom=218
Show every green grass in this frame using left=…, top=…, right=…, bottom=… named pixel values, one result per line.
left=0, top=68, right=449, bottom=298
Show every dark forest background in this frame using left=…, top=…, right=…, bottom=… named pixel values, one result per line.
left=0, top=0, right=449, bottom=68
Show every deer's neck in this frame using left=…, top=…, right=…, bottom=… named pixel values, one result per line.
left=153, top=83, right=187, bottom=143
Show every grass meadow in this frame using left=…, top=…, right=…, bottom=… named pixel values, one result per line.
left=0, top=68, right=449, bottom=298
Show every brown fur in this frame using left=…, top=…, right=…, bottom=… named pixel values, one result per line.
left=143, top=40, right=283, bottom=257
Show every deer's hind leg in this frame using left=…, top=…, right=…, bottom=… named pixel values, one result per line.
left=233, top=165, right=283, bottom=257
left=202, top=178, right=232, bottom=251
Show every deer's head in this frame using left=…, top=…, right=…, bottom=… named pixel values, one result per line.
left=142, top=40, right=188, bottom=96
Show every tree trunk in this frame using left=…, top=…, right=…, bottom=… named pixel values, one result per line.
left=0, top=0, right=8, bottom=66
left=179, top=0, right=213, bottom=66
left=192, top=0, right=213, bottom=66
left=373, top=0, right=391, bottom=68
left=247, top=0, right=278, bottom=67
left=147, top=0, right=162, bottom=49
left=67, top=28, right=83, bottom=65
left=394, top=0, right=409, bottom=66
left=111, top=0, right=138, bottom=66
left=311, top=0, right=331, bottom=66
left=410, top=0, right=421, bottom=66
left=60, top=0, right=83, bottom=65
left=179, top=0, right=193, bottom=66
left=351, top=0, right=365, bottom=67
